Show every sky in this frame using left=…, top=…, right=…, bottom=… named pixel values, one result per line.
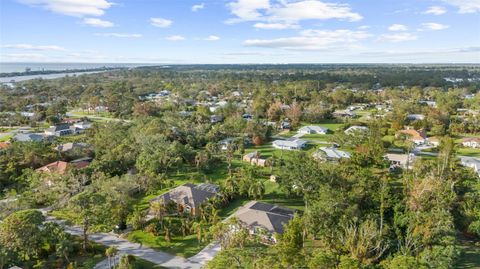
left=0, top=0, right=479, bottom=64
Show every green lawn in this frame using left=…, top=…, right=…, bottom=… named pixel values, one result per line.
left=127, top=230, right=208, bottom=258
left=0, top=134, right=12, bottom=142
left=457, top=147, right=480, bottom=158
left=455, top=236, right=480, bottom=269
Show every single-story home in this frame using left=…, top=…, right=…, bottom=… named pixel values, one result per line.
left=55, top=142, right=89, bottom=153
left=344, top=126, right=369, bottom=135
left=73, top=121, right=92, bottom=130
left=428, top=137, right=441, bottom=147
left=398, top=128, right=427, bottom=145
left=313, top=147, right=351, bottom=161
left=384, top=153, right=416, bottom=170
left=13, top=133, right=44, bottom=142
left=210, top=115, right=224, bottom=123
left=460, top=157, right=480, bottom=177
left=232, top=201, right=295, bottom=243
left=243, top=151, right=267, bottom=167
left=44, top=124, right=75, bottom=137
left=461, top=137, right=480, bottom=148
left=150, top=183, right=220, bottom=216
left=406, top=114, right=425, bottom=121
left=298, top=125, right=329, bottom=135
left=272, top=139, right=307, bottom=150
left=36, top=158, right=91, bottom=175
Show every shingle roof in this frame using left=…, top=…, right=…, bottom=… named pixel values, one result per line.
left=233, top=201, right=295, bottom=234
left=152, top=183, right=219, bottom=208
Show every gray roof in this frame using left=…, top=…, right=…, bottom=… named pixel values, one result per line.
left=13, top=133, right=43, bottom=142
left=152, top=183, right=219, bottom=208
left=233, top=201, right=295, bottom=234
left=47, top=124, right=71, bottom=132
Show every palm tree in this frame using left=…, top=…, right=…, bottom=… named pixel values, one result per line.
left=248, top=180, right=265, bottom=200
left=150, top=200, right=167, bottom=227
left=224, top=176, right=237, bottom=198
left=191, top=221, right=203, bottom=244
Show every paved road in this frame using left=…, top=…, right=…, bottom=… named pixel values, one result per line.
left=41, top=209, right=219, bottom=269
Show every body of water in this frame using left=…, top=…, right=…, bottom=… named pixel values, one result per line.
left=0, top=71, right=106, bottom=83
left=0, top=62, right=146, bottom=73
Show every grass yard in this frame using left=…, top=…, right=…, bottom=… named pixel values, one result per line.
left=0, top=134, right=12, bottom=142
left=127, top=230, right=208, bottom=258
left=457, top=147, right=480, bottom=158
left=455, top=236, right=480, bottom=269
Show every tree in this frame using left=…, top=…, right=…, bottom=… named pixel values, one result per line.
left=150, top=200, right=167, bottom=227
left=118, top=254, right=136, bottom=269
left=106, top=247, right=118, bottom=269
left=0, top=209, right=44, bottom=261
left=69, top=190, right=108, bottom=251
left=248, top=180, right=265, bottom=200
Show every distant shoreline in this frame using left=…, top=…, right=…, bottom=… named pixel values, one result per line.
left=0, top=66, right=123, bottom=78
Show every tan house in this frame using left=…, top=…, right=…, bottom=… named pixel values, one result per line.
left=243, top=151, right=267, bottom=167
left=462, top=137, right=480, bottom=148
left=36, top=159, right=91, bottom=175
left=398, top=128, right=427, bottom=145
left=384, top=153, right=416, bottom=170
left=232, top=201, right=295, bottom=243
left=150, top=183, right=220, bottom=216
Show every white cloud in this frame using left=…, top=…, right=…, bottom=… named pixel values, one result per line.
left=358, top=25, right=370, bottom=30
left=2, top=53, right=47, bottom=60
left=150, top=17, right=172, bottom=28
left=244, top=29, right=370, bottom=50
left=227, top=0, right=362, bottom=26
left=18, top=0, right=113, bottom=17
left=424, top=6, right=447, bottom=15
left=254, top=22, right=299, bottom=29
left=204, top=35, right=221, bottom=41
left=165, top=35, right=186, bottom=41
left=388, top=24, right=408, bottom=31
left=2, top=43, right=66, bottom=51
left=192, top=3, right=205, bottom=12
left=83, top=17, right=114, bottom=28
left=442, top=0, right=480, bottom=13
left=420, top=22, right=449, bottom=30
left=378, top=33, right=417, bottom=42
left=95, top=33, right=142, bottom=38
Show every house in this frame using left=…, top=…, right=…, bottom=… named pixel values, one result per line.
left=210, top=115, right=224, bottom=123
left=298, top=126, right=329, bottom=135
left=428, top=137, right=441, bottom=147
left=73, top=121, right=92, bottom=130
left=406, top=114, right=425, bottom=121
left=242, top=113, right=253, bottom=121
left=384, top=153, right=416, bottom=170
left=13, top=133, right=44, bottom=142
left=344, top=126, right=368, bottom=135
left=0, top=142, right=10, bottom=150
left=272, top=139, right=307, bottom=150
left=280, top=120, right=291, bottom=130
left=398, top=128, right=427, bottom=145
left=232, top=201, right=295, bottom=243
left=461, top=137, right=480, bottom=148
left=44, top=124, right=73, bottom=137
left=243, top=151, right=267, bottom=167
left=313, top=147, right=351, bottom=161
left=333, top=110, right=356, bottom=118
left=219, top=138, right=234, bottom=150
left=55, top=142, right=89, bottom=153
left=150, top=183, right=220, bottom=216
left=36, top=158, right=91, bottom=175
left=460, top=157, right=480, bottom=177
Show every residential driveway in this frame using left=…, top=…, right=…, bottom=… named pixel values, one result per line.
left=62, top=225, right=203, bottom=269
left=188, top=243, right=221, bottom=264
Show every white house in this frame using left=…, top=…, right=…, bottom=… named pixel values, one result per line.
left=272, top=139, right=307, bottom=150
left=298, top=126, right=329, bottom=135
left=406, top=114, right=425, bottom=121
left=313, top=147, right=351, bottom=161
left=344, top=126, right=368, bottom=135
left=460, top=157, right=480, bottom=177
left=385, top=153, right=416, bottom=170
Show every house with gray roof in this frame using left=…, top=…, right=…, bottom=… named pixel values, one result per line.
left=44, top=124, right=74, bottom=137
left=13, top=133, right=44, bottom=142
left=232, top=201, right=295, bottom=243
left=460, top=157, right=480, bottom=177
left=313, top=147, right=351, bottom=161
left=272, top=138, right=307, bottom=150
left=150, top=183, right=220, bottom=216
left=344, top=125, right=369, bottom=135
left=298, top=125, right=329, bottom=135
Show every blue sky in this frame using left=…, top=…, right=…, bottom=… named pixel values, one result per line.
left=0, top=0, right=479, bottom=63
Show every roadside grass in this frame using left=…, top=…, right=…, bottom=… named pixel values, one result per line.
left=0, top=134, right=12, bottom=142
left=457, top=147, right=480, bottom=158
left=127, top=230, right=207, bottom=258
